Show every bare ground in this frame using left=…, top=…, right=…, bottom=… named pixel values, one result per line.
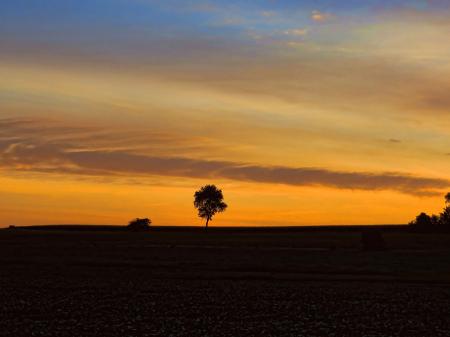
left=1, top=275, right=450, bottom=336
left=1, top=229, right=450, bottom=336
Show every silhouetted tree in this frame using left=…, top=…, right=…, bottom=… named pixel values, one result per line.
left=194, top=184, right=227, bottom=232
left=361, top=229, right=385, bottom=251
left=431, top=214, right=440, bottom=227
left=408, top=212, right=434, bottom=233
left=439, top=206, right=450, bottom=228
left=408, top=192, right=450, bottom=233
left=440, top=193, right=450, bottom=228
left=127, top=218, right=151, bottom=232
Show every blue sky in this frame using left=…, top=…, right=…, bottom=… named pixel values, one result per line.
left=2, top=0, right=445, bottom=38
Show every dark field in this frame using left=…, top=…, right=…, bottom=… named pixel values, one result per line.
left=1, top=227, right=450, bottom=336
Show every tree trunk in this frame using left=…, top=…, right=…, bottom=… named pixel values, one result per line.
left=205, top=217, right=209, bottom=233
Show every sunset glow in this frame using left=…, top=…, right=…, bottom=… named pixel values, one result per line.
left=1, top=0, right=450, bottom=226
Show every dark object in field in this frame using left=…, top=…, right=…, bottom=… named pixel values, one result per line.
left=194, top=184, right=227, bottom=233
left=127, top=218, right=151, bottom=232
left=361, top=229, right=385, bottom=251
left=8, top=225, right=16, bottom=229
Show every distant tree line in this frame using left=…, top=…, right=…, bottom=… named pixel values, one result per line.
left=409, top=193, right=450, bottom=233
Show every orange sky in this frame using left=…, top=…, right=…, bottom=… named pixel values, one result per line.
left=1, top=1, right=450, bottom=227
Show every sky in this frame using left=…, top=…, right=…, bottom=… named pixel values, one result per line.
left=1, top=0, right=450, bottom=227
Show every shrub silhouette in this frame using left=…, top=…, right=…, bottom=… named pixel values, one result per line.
left=361, top=229, right=385, bottom=251
left=127, top=218, right=151, bottom=232
left=194, top=184, right=227, bottom=233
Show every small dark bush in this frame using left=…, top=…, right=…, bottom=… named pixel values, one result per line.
left=127, top=218, right=151, bottom=232
left=361, top=229, right=385, bottom=251
left=8, top=225, right=16, bottom=229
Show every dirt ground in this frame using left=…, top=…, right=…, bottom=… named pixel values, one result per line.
left=1, top=228, right=450, bottom=336
left=1, top=275, right=450, bottom=336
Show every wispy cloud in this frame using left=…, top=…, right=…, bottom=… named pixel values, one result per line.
left=3, top=4, right=450, bottom=125
left=311, top=10, right=333, bottom=22
left=283, top=29, right=308, bottom=36
left=261, top=11, right=276, bottom=17
left=1, top=119, right=447, bottom=197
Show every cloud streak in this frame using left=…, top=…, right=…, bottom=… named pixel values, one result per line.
left=1, top=119, right=447, bottom=197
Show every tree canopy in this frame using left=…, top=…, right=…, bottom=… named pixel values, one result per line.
left=194, top=184, right=227, bottom=231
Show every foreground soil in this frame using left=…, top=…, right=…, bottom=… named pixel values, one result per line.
left=2, top=229, right=450, bottom=336
left=1, top=274, right=450, bottom=337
